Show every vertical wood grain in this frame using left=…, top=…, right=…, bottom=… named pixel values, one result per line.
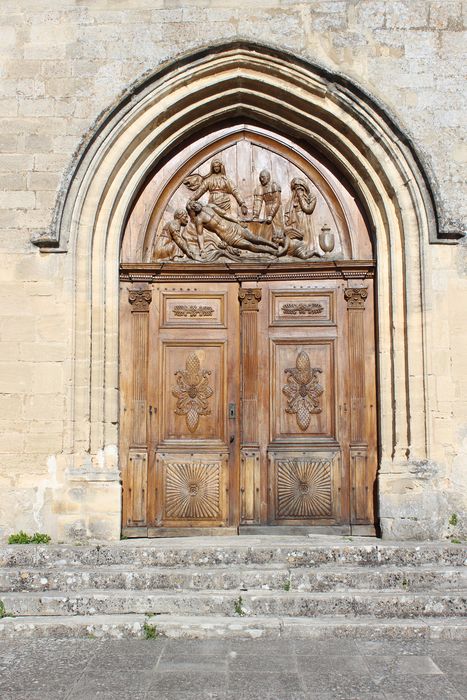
left=124, top=288, right=152, bottom=527
left=239, top=287, right=262, bottom=523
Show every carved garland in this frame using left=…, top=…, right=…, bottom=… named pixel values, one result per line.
left=173, top=305, right=214, bottom=317
left=282, top=302, right=324, bottom=316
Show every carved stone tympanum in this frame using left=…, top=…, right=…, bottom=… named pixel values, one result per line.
left=149, top=140, right=343, bottom=264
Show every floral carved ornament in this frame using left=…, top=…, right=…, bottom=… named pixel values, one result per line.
left=282, top=351, right=323, bottom=431
left=172, top=353, right=213, bottom=433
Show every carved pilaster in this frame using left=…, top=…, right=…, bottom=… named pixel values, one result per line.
left=238, top=287, right=262, bottom=311
left=344, top=288, right=366, bottom=444
left=127, top=287, right=152, bottom=526
left=129, top=289, right=152, bottom=312
left=239, top=287, right=261, bottom=524
left=344, top=287, right=368, bottom=310
left=345, top=287, right=369, bottom=524
left=129, top=288, right=152, bottom=447
left=239, top=288, right=261, bottom=444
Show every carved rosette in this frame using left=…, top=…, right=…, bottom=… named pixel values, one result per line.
left=172, top=353, right=213, bottom=433
left=165, top=462, right=220, bottom=519
left=283, top=351, right=323, bottom=431
left=238, top=288, right=262, bottom=311
left=128, top=289, right=152, bottom=312
left=277, top=458, right=332, bottom=517
left=344, top=288, right=368, bottom=309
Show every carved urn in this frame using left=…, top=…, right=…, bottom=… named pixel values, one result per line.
left=319, top=224, right=335, bottom=253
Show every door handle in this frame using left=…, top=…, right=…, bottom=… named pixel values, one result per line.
left=230, top=435, right=235, bottom=444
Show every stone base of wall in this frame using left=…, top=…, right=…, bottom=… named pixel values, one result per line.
left=379, top=462, right=466, bottom=542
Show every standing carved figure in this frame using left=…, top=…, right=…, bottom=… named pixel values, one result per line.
left=152, top=209, right=192, bottom=260
left=189, top=159, right=248, bottom=216
left=252, top=169, right=283, bottom=240
left=284, top=177, right=318, bottom=249
left=186, top=201, right=278, bottom=257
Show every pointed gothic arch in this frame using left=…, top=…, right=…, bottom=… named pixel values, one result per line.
left=32, top=41, right=442, bottom=535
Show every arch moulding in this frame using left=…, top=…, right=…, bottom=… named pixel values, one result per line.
left=33, top=42, right=440, bottom=539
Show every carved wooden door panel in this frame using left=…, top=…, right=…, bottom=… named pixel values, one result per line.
left=239, top=279, right=377, bottom=533
left=121, top=282, right=240, bottom=534
left=121, top=277, right=377, bottom=535
left=120, top=126, right=378, bottom=536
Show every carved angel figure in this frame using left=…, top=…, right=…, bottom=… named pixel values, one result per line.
left=284, top=177, right=318, bottom=247
left=188, top=159, right=248, bottom=216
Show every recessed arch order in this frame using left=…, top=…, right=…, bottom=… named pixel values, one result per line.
left=33, top=41, right=440, bottom=511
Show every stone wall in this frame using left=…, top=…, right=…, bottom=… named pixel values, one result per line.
left=0, top=0, right=465, bottom=542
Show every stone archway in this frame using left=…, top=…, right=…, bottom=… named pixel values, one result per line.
left=32, top=41, right=440, bottom=539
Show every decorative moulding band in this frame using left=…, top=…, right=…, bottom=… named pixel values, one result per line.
left=119, top=260, right=376, bottom=283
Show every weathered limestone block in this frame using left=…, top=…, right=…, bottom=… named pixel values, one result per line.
left=379, top=461, right=467, bottom=541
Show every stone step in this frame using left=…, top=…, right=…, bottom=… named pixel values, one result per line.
left=0, top=564, right=465, bottom=593
left=1, top=588, right=465, bottom=618
left=1, top=538, right=465, bottom=569
left=0, top=613, right=466, bottom=641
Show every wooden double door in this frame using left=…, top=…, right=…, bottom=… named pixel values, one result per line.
left=120, top=276, right=377, bottom=536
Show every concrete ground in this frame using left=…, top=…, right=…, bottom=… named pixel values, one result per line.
left=0, top=638, right=466, bottom=699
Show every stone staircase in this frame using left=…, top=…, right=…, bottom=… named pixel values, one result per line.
left=0, top=536, right=465, bottom=640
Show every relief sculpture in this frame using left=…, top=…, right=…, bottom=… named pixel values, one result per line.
left=172, top=352, right=213, bottom=433
left=251, top=169, right=283, bottom=241
left=151, top=209, right=192, bottom=260
left=277, top=458, right=332, bottom=518
left=282, top=351, right=323, bottom=431
left=187, top=158, right=248, bottom=216
left=187, top=200, right=278, bottom=258
left=151, top=149, right=342, bottom=264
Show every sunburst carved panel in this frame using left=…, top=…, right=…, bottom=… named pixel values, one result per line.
left=164, top=461, right=221, bottom=519
left=276, top=458, right=332, bottom=518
